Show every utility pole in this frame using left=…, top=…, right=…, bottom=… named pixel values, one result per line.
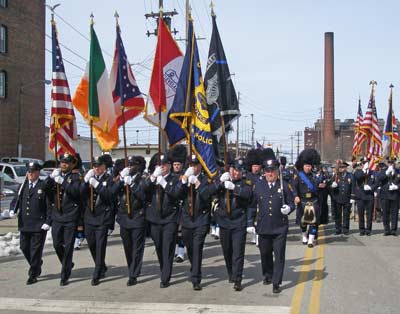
left=251, top=113, right=255, bottom=148
left=290, top=135, right=294, bottom=163
left=236, top=92, right=240, bottom=157
left=295, top=131, right=302, bottom=158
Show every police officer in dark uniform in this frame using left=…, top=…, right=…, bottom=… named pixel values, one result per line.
left=354, top=157, right=378, bottom=236
left=49, top=153, right=82, bottom=286
left=317, top=165, right=330, bottom=225
left=330, top=161, right=353, bottom=235
left=245, top=149, right=262, bottom=244
left=112, top=156, right=147, bottom=286
left=10, top=161, right=51, bottom=285
left=143, top=153, right=184, bottom=288
left=180, top=154, right=218, bottom=291
left=214, top=158, right=252, bottom=291
left=253, top=158, right=295, bottom=294
left=377, top=158, right=399, bottom=236
left=81, top=155, right=115, bottom=286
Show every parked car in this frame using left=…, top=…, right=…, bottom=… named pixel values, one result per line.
left=0, top=157, right=43, bottom=165
left=0, top=163, right=48, bottom=183
left=0, top=172, right=19, bottom=212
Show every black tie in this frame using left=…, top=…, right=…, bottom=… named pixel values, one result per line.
left=29, top=182, right=33, bottom=191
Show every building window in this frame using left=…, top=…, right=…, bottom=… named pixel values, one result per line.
left=0, top=25, right=7, bottom=53
left=0, top=70, right=6, bottom=98
left=0, top=0, right=7, bottom=8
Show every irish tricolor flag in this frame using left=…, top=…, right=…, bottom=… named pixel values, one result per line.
left=72, top=21, right=119, bottom=151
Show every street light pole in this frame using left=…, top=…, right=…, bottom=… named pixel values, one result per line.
left=17, top=79, right=51, bottom=157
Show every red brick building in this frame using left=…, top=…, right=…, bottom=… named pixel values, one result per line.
left=0, top=1, right=46, bottom=159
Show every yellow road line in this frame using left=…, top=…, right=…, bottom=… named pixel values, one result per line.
left=308, top=226, right=325, bottom=314
left=290, top=241, right=314, bottom=314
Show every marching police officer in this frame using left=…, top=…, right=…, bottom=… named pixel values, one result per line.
left=49, top=153, right=82, bottom=286
left=81, top=155, right=115, bottom=286
left=253, top=158, right=295, bottom=294
left=10, top=161, right=51, bottom=285
left=353, top=157, right=378, bottom=236
left=245, top=149, right=262, bottom=244
left=330, top=161, right=354, bottom=235
left=143, top=153, right=184, bottom=288
left=377, top=158, right=399, bottom=236
left=214, top=158, right=252, bottom=291
left=113, top=156, right=147, bottom=286
left=180, top=154, right=218, bottom=291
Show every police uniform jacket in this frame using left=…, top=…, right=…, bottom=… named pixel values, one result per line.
left=112, top=174, right=146, bottom=229
left=143, top=173, right=184, bottom=224
left=377, top=169, right=400, bottom=201
left=330, top=172, right=354, bottom=204
left=180, top=173, right=218, bottom=229
left=353, top=169, right=378, bottom=201
left=254, top=179, right=295, bottom=235
left=81, top=173, right=115, bottom=226
left=50, top=172, right=82, bottom=224
left=15, top=179, right=51, bottom=232
left=247, top=172, right=261, bottom=209
left=214, top=178, right=253, bottom=229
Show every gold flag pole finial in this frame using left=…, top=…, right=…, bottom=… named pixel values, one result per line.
left=114, top=11, right=119, bottom=26
left=210, top=1, right=215, bottom=16
left=90, top=13, right=94, bottom=25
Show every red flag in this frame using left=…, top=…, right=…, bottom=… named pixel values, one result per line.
left=352, top=97, right=366, bottom=157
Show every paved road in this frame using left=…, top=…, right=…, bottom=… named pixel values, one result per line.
left=0, top=216, right=399, bottom=314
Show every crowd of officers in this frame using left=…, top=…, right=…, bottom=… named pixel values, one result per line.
left=9, top=146, right=399, bottom=295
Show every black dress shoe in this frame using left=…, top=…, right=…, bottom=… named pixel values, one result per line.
left=335, top=230, right=341, bottom=235
left=193, top=283, right=202, bottom=291
left=71, top=262, right=75, bottom=269
left=60, top=279, right=69, bottom=286
left=273, top=284, right=282, bottom=294
left=384, top=231, right=390, bottom=236
left=233, top=282, right=242, bottom=291
left=100, top=266, right=108, bottom=279
left=175, top=256, right=184, bottom=263
left=26, top=277, right=37, bottom=285
left=343, top=230, right=349, bottom=235
left=127, top=278, right=137, bottom=286
left=391, top=231, right=397, bottom=236
left=366, top=231, right=371, bottom=236
left=160, top=281, right=170, bottom=288
left=91, top=278, right=100, bottom=286
left=263, top=277, right=272, bottom=285
left=307, top=243, right=314, bottom=248
left=360, top=231, right=366, bottom=236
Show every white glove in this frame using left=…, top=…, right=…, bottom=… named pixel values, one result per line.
left=54, top=176, right=64, bottom=185
left=50, top=168, right=61, bottom=179
left=41, top=223, right=50, bottom=231
left=280, top=204, right=291, bottom=215
left=9, top=210, right=15, bottom=218
left=156, top=176, right=167, bottom=189
left=188, top=175, right=198, bottom=185
left=152, top=166, right=162, bottom=178
left=386, top=165, right=394, bottom=176
left=389, top=183, right=399, bottom=191
left=89, top=177, right=99, bottom=189
left=362, top=162, right=369, bottom=173
left=363, top=184, right=372, bottom=191
left=224, top=181, right=235, bottom=190
left=124, top=176, right=133, bottom=186
left=120, top=167, right=130, bottom=178
left=84, top=169, right=95, bottom=183
left=220, top=172, right=231, bottom=182
left=350, top=199, right=356, bottom=204
left=331, top=182, right=338, bottom=188
left=184, top=167, right=195, bottom=177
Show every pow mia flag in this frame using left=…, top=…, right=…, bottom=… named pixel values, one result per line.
left=204, top=13, right=240, bottom=164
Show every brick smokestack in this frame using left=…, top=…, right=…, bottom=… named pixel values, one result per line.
left=323, top=32, right=335, bottom=161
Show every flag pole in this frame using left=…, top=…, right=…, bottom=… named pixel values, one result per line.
left=389, top=84, right=394, bottom=159
left=89, top=14, right=94, bottom=213
left=115, top=12, right=132, bottom=218
left=185, top=14, right=195, bottom=217
left=211, top=4, right=231, bottom=216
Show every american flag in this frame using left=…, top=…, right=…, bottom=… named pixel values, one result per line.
left=352, top=97, right=366, bottom=157
left=48, top=21, right=77, bottom=156
left=382, top=85, right=400, bottom=158
left=110, top=24, right=144, bottom=127
left=361, top=82, right=382, bottom=168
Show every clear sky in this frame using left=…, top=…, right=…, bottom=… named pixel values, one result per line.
left=44, top=0, right=400, bottom=156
